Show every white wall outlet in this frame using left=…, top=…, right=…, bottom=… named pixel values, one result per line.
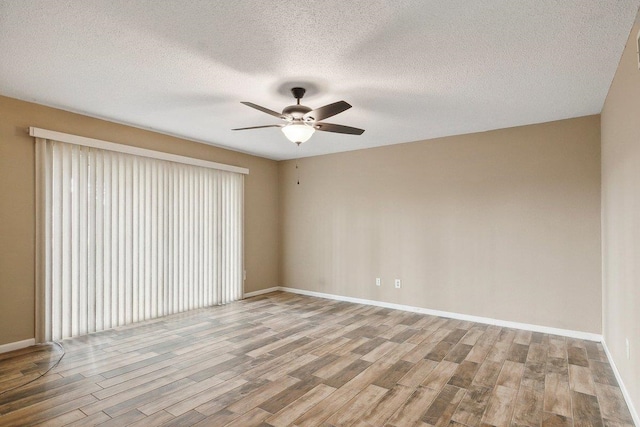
left=394, top=279, right=401, bottom=289
left=626, top=338, right=630, bottom=359
left=375, top=278, right=381, bottom=286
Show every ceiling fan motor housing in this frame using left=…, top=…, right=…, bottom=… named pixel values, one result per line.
left=282, top=104, right=312, bottom=121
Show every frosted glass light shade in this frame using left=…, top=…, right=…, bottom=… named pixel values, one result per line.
left=281, top=123, right=315, bottom=144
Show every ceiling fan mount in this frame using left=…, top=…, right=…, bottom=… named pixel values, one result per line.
left=290, top=87, right=306, bottom=102
left=232, top=87, right=365, bottom=145
left=281, top=88, right=312, bottom=119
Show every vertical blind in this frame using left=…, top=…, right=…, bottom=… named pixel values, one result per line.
left=36, top=137, right=244, bottom=342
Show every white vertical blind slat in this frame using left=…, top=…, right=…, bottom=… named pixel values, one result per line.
left=199, top=171, right=205, bottom=306
left=95, top=150, right=104, bottom=333
left=132, top=159, right=139, bottom=323
left=203, top=174, right=209, bottom=306
left=124, top=156, right=132, bottom=325
left=44, top=142, right=53, bottom=342
left=36, top=139, right=244, bottom=341
left=186, top=166, right=191, bottom=310
left=62, top=144, right=72, bottom=339
left=178, top=167, right=182, bottom=311
left=103, top=153, right=112, bottom=330
left=54, top=144, right=63, bottom=341
left=117, top=154, right=126, bottom=326
left=150, top=161, right=158, bottom=319
left=86, top=148, right=96, bottom=335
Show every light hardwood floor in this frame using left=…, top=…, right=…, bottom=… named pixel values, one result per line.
left=0, top=291, right=634, bottom=427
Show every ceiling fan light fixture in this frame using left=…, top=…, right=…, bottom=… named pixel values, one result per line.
left=281, top=123, right=315, bottom=144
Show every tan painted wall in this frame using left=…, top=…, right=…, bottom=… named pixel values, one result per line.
left=0, top=95, right=279, bottom=346
left=601, top=23, right=640, bottom=409
left=279, top=116, right=602, bottom=333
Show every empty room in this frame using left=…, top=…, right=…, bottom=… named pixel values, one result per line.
left=0, top=1, right=639, bottom=426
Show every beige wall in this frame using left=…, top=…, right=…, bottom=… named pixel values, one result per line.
left=0, top=95, right=279, bottom=346
left=280, top=116, right=602, bottom=333
left=601, top=23, right=640, bottom=410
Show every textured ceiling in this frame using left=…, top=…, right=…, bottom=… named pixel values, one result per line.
left=0, top=1, right=638, bottom=160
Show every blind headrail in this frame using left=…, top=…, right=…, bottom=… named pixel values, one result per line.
left=29, top=127, right=249, bottom=175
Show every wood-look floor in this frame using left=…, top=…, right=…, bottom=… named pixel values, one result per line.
left=0, top=291, right=634, bottom=427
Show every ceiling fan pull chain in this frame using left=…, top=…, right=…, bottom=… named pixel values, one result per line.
left=296, top=142, right=301, bottom=185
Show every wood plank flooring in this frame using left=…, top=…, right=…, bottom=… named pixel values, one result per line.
left=0, top=291, right=634, bottom=426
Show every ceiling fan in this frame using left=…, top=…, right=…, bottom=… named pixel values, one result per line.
left=232, top=87, right=365, bottom=145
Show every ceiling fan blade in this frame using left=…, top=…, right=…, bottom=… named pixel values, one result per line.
left=241, top=102, right=285, bottom=119
left=304, top=101, right=352, bottom=122
left=232, top=124, right=284, bottom=131
left=314, top=122, right=365, bottom=135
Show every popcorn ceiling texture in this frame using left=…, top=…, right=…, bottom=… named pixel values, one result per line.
left=0, top=0, right=638, bottom=160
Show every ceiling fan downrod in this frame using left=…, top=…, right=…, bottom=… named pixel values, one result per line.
left=291, top=87, right=305, bottom=105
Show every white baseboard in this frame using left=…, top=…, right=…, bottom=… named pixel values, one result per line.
left=243, top=287, right=281, bottom=298
left=277, top=286, right=603, bottom=342
left=0, top=338, right=36, bottom=354
left=601, top=340, right=639, bottom=426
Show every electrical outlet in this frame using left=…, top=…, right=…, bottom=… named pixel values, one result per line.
left=394, top=279, right=401, bottom=289
left=375, top=278, right=381, bottom=287
left=626, top=338, right=630, bottom=359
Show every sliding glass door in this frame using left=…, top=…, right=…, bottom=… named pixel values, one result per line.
left=36, top=136, right=244, bottom=342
